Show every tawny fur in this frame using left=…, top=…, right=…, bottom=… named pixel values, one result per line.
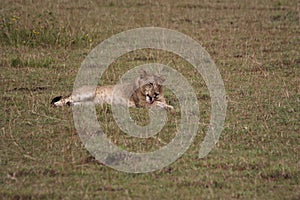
left=51, top=70, right=173, bottom=110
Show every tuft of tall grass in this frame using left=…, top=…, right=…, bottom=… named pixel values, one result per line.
left=10, top=57, right=54, bottom=68
left=0, top=11, right=93, bottom=48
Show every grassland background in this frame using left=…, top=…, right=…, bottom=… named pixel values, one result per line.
left=0, top=0, right=299, bottom=199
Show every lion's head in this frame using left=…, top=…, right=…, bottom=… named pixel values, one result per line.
left=135, top=70, right=166, bottom=104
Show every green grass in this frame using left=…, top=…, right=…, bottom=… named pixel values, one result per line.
left=1, top=0, right=299, bottom=199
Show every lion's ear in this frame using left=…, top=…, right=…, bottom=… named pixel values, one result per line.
left=139, top=69, right=147, bottom=78
left=158, top=75, right=166, bottom=84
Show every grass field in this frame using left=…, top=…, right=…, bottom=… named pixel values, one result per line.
left=1, top=0, right=299, bottom=199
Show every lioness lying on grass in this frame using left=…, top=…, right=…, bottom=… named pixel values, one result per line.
left=51, top=70, right=174, bottom=110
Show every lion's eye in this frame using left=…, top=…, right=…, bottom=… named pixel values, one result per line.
left=149, top=82, right=153, bottom=86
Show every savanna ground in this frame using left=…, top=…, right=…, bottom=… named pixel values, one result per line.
left=1, top=0, right=299, bottom=199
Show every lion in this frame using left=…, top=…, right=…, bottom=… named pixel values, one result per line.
left=51, top=70, right=174, bottom=110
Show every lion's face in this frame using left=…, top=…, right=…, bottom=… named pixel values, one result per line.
left=137, top=70, right=166, bottom=104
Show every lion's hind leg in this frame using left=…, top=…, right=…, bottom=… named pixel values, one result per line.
left=51, top=95, right=74, bottom=107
